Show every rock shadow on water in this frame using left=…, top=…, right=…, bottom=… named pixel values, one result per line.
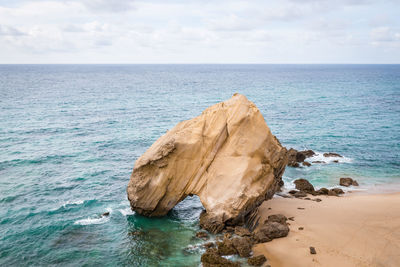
left=124, top=196, right=205, bottom=266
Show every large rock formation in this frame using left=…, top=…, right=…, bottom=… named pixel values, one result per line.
left=127, top=94, right=287, bottom=233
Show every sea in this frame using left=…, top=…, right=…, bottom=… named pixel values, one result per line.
left=1, top=64, right=399, bottom=266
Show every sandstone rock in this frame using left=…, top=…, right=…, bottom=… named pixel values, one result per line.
left=323, top=152, right=342, bottom=157
left=248, top=255, right=267, bottom=266
left=201, top=248, right=240, bottom=267
left=267, top=214, right=287, bottom=225
left=127, top=94, right=287, bottom=233
left=293, top=179, right=315, bottom=193
left=234, top=226, right=251, bottom=237
left=231, top=236, right=252, bottom=257
left=340, top=177, right=359, bottom=187
left=217, top=238, right=237, bottom=256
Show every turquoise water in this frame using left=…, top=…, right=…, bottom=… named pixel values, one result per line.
left=1, top=64, right=399, bottom=266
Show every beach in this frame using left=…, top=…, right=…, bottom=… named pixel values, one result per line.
left=253, top=192, right=400, bottom=267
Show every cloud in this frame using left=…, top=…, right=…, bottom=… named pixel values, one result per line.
left=370, top=27, right=400, bottom=43
left=0, top=24, right=26, bottom=36
left=80, top=0, right=136, bottom=13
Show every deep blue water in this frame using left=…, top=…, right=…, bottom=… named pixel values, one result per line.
left=0, top=64, right=399, bottom=266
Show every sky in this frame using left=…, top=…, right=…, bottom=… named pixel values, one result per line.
left=0, top=0, right=399, bottom=64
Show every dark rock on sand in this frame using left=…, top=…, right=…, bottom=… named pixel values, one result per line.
left=248, top=255, right=267, bottom=266
left=294, top=179, right=315, bottom=193
left=201, top=248, right=240, bottom=267
left=340, top=177, right=359, bottom=187
left=217, top=238, right=237, bottom=255
left=196, top=231, right=209, bottom=240
left=315, top=188, right=329, bottom=195
left=298, top=227, right=304, bottom=230
left=293, top=191, right=308, bottom=198
left=232, top=237, right=252, bottom=257
left=323, top=152, right=342, bottom=157
left=267, top=214, right=287, bottom=225
left=253, top=222, right=289, bottom=243
left=310, top=246, right=317, bottom=254
left=331, top=188, right=344, bottom=195
left=235, top=226, right=252, bottom=237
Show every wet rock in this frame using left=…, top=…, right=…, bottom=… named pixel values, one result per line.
left=302, top=161, right=311, bottom=167
left=293, top=191, right=308, bottom=198
left=331, top=188, right=344, bottom=195
left=253, top=222, right=289, bottom=243
left=333, top=160, right=339, bottom=163
left=294, top=179, right=315, bottom=193
left=323, top=152, right=342, bottom=157
left=217, top=238, right=237, bottom=256
left=287, top=148, right=306, bottom=167
left=315, top=188, right=329, bottom=195
left=267, top=214, right=287, bottom=225
left=196, top=231, right=209, bottom=240
left=340, top=177, right=359, bottom=187
left=203, top=242, right=215, bottom=249
left=310, top=246, right=317, bottom=254
left=232, top=236, right=252, bottom=257
left=234, top=226, right=251, bottom=237
left=300, top=150, right=315, bottom=158
left=248, top=255, right=267, bottom=266
left=288, top=190, right=298, bottom=195
left=201, top=248, right=240, bottom=267
left=102, top=212, right=110, bottom=217
left=312, top=161, right=326, bottom=164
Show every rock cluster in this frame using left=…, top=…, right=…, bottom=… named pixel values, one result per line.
left=287, top=148, right=314, bottom=167
left=200, top=214, right=289, bottom=266
left=127, top=94, right=287, bottom=233
left=289, top=178, right=345, bottom=197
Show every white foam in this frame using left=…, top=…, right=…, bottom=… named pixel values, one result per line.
left=74, top=216, right=109, bottom=225
left=119, top=208, right=135, bottom=216
left=308, top=152, right=353, bottom=164
left=62, top=199, right=84, bottom=208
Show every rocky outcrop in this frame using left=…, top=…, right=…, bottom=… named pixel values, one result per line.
left=323, top=152, right=342, bottom=157
left=340, top=177, right=359, bottom=187
left=248, top=255, right=267, bottom=266
left=127, top=94, right=287, bottom=233
left=201, top=248, right=240, bottom=267
left=287, top=148, right=314, bottom=167
left=293, top=179, right=315, bottom=193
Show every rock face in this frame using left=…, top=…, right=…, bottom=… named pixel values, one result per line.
left=127, top=94, right=288, bottom=233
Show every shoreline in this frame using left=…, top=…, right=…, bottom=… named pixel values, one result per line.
left=252, top=191, right=400, bottom=267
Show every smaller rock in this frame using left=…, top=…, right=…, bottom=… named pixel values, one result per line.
left=298, top=227, right=304, bottom=230
left=315, top=188, right=329, bottom=195
left=312, top=161, right=326, bottom=164
left=313, top=198, right=322, bottom=202
left=293, top=191, right=307, bottom=198
left=331, top=188, right=344, bottom=195
left=310, top=246, right=317, bottom=254
left=288, top=189, right=298, bottom=195
left=102, top=212, right=110, bottom=216
left=203, top=242, right=215, bottom=249
left=267, top=214, right=287, bottom=225
left=248, top=255, right=267, bottom=266
left=201, top=248, right=240, bottom=267
left=217, top=238, right=237, bottom=255
left=304, top=197, right=311, bottom=200
left=323, top=152, right=342, bottom=157
left=232, top=237, right=252, bottom=257
left=235, top=226, right=252, bottom=237
left=302, top=161, right=311, bottom=167
left=300, top=150, right=315, bottom=158
left=288, top=217, right=295, bottom=221
left=253, top=222, right=289, bottom=243
left=196, top=231, right=209, bottom=240
left=294, top=179, right=315, bottom=193
left=333, top=160, right=339, bottom=163
left=340, top=177, right=359, bottom=187
left=297, top=207, right=305, bottom=210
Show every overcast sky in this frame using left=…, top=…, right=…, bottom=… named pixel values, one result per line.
left=0, top=0, right=399, bottom=63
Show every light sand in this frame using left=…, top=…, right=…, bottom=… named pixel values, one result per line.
left=253, top=192, right=400, bottom=267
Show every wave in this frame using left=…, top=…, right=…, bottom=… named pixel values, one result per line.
left=307, top=152, right=353, bottom=164
left=62, top=199, right=84, bottom=208
left=74, top=216, right=109, bottom=225
left=119, top=208, right=135, bottom=216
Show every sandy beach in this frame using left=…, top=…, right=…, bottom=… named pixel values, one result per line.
left=253, top=192, right=400, bottom=267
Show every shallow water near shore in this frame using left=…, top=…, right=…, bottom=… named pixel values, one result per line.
left=1, top=64, right=399, bottom=266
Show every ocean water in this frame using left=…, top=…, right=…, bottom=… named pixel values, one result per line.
left=0, top=64, right=399, bottom=266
